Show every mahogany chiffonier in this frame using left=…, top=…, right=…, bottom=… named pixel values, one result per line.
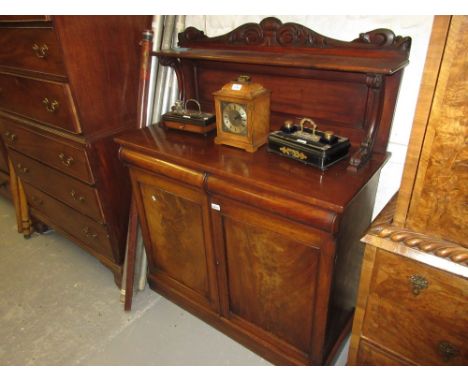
left=0, top=16, right=152, bottom=284
left=116, top=18, right=411, bottom=365
left=348, top=16, right=468, bottom=366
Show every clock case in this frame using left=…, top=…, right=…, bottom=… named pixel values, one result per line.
left=213, top=77, right=271, bottom=152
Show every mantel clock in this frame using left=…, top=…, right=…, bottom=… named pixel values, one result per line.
left=213, top=75, right=271, bottom=152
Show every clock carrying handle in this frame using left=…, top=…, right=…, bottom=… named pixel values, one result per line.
left=184, top=99, right=202, bottom=115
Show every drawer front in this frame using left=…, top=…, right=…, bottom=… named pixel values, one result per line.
left=0, top=28, right=66, bottom=76
left=9, top=150, right=104, bottom=223
left=357, top=340, right=413, bottom=366
left=24, top=183, right=114, bottom=260
left=0, top=118, right=94, bottom=184
left=362, top=249, right=468, bottom=365
left=0, top=73, right=80, bottom=133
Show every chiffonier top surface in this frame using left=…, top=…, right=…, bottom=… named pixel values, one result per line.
left=116, top=127, right=388, bottom=215
left=117, top=17, right=409, bottom=220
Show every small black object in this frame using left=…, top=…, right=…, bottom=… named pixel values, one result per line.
left=268, top=126, right=350, bottom=170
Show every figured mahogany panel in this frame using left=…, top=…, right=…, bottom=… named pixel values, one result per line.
left=215, top=198, right=321, bottom=355
left=362, top=249, right=468, bottom=365
left=405, top=16, right=468, bottom=247
left=132, top=169, right=218, bottom=310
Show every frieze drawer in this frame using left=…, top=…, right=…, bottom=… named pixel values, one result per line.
left=0, top=27, right=66, bottom=76
left=8, top=149, right=104, bottom=223
left=24, top=183, right=114, bottom=260
left=0, top=117, right=94, bottom=184
left=0, top=73, right=80, bottom=133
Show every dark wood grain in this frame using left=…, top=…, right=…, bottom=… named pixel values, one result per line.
left=0, top=73, right=81, bottom=133
left=0, top=16, right=152, bottom=284
left=53, top=16, right=152, bottom=136
left=0, top=116, right=94, bottom=183
left=8, top=149, right=104, bottom=222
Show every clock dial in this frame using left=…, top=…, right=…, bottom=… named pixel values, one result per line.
left=221, top=102, right=247, bottom=136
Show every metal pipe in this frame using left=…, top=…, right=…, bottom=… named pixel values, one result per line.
left=151, top=15, right=176, bottom=124
left=145, top=15, right=164, bottom=126
left=168, top=15, right=186, bottom=107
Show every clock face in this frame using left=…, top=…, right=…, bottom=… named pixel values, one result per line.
left=221, top=102, right=247, bottom=136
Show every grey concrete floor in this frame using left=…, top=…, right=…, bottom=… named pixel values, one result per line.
left=0, top=196, right=348, bottom=366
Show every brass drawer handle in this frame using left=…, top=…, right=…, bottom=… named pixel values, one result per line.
left=82, top=227, right=98, bottom=239
left=70, top=189, right=85, bottom=203
left=58, top=153, right=74, bottom=167
left=42, top=97, right=59, bottom=113
left=409, top=274, right=428, bottom=295
left=16, top=163, right=29, bottom=173
left=4, top=131, right=17, bottom=143
left=32, top=43, right=49, bottom=58
left=438, top=341, right=459, bottom=362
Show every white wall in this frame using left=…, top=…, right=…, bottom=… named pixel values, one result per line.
left=185, top=15, right=434, bottom=216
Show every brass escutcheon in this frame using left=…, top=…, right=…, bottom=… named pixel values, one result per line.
left=409, top=274, right=428, bottom=295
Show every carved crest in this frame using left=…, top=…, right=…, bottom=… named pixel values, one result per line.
left=178, top=17, right=411, bottom=54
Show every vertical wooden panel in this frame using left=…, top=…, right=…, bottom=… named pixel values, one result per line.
left=405, top=16, right=468, bottom=247
left=394, top=16, right=451, bottom=226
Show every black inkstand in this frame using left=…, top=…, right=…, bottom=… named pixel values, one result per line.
left=267, top=118, right=350, bottom=170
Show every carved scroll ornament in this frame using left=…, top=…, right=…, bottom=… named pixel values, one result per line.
left=178, top=17, right=411, bottom=53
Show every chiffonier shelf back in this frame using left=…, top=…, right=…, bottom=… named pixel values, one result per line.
left=156, top=17, right=411, bottom=170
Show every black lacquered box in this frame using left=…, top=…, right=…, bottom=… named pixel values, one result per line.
left=267, top=128, right=350, bottom=170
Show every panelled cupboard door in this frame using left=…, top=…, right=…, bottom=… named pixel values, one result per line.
left=210, top=195, right=323, bottom=361
left=130, top=168, right=219, bottom=313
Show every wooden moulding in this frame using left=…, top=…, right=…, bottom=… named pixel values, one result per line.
left=362, top=194, right=468, bottom=278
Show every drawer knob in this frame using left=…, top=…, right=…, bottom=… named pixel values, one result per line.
left=70, top=190, right=85, bottom=203
left=409, top=274, right=428, bottom=295
left=58, top=153, right=74, bottom=167
left=82, top=227, right=98, bottom=239
left=438, top=341, right=459, bottom=362
left=4, top=131, right=17, bottom=143
left=42, top=97, right=59, bottom=113
left=32, top=43, right=49, bottom=59
left=16, top=163, right=29, bottom=173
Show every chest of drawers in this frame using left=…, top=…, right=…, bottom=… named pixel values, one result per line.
left=0, top=16, right=151, bottom=283
left=348, top=16, right=468, bottom=366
